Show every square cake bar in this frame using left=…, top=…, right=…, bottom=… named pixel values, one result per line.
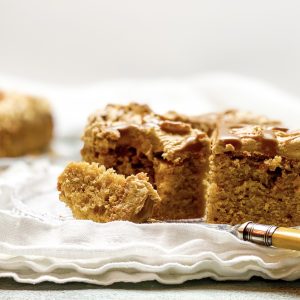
left=206, top=122, right=300, bottom=227
left=81, top=103, right=211, bottom=219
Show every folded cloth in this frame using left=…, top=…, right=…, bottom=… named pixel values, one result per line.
left=0, top=161, right=300, bottom=285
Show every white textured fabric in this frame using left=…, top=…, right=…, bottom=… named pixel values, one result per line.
left=0, top=73, right=300, bottom=285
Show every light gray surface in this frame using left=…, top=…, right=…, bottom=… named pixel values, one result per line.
left=0, top=278, right=299, bottom=300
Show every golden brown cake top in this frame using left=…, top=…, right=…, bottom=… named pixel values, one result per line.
left=84, top=104, right=290, bottom=160
left=162, top=111, right=219, bottom=136
left=88, top=103, right=152, bottom=125
left=83, top=103, right=210, bottom=164
left=58, top=162, right=160, bottom=223
left=214, top=123, right=300, bottom=159
left=163, top=111, right=218, bottom=125
left=0, top=90, right=52, bottom=131
left=146, top=118, right=209, bottom=163
left=162, top=109, right=281, bottom=137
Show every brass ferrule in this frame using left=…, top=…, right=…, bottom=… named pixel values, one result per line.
left=237, top=221, right=278, bottom=247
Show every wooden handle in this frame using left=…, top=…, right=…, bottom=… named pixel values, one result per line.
left=272, top=227, right=300, bottom=251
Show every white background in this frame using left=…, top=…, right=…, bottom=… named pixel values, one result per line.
left=0, top=0, right=300, bottom=99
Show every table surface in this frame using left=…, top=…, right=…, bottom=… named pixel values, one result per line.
left=0, top=278, right=299, bottom=300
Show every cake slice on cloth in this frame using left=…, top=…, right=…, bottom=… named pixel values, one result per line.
left=58, top=162, right=160, bottom=223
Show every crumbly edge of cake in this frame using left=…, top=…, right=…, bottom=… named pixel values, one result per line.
left=205, top=153, right=300, bottom=227
left=57, top=162, right=161, bottom=223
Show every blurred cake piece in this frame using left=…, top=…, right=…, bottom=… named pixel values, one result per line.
left=57, top=162, right=160, bottom=223
left=0, top=91, right=53, bottom=157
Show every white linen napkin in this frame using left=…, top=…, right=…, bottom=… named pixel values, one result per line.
left=0, top=72, right=300, bottom=285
